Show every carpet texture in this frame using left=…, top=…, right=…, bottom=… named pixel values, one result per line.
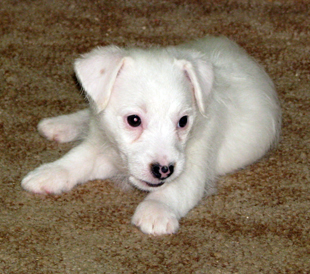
left=1, top=0, right=309, bottom=273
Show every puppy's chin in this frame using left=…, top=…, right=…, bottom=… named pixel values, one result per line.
left=129, top=176, right=166, bottom=192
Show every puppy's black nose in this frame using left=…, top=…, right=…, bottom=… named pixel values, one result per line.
left=150, top=163, right=174, bottom=180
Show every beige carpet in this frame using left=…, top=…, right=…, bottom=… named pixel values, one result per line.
left=1, top=0, right=309, bottom=273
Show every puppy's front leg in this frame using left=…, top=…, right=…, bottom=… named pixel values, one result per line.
left=132, top=165, right=215, bottom=235
left=21, top=141, right=116, bottom=194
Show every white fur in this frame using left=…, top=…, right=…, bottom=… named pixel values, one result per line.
left=21, top=36, right=281, bottom=235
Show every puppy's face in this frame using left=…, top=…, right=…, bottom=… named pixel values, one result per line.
left=102, top=56, right=196, bottom=191
left=75, top=47, right=213, bottom=191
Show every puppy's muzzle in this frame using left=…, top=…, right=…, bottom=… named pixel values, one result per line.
left=150, top=163, right=175, bottom=180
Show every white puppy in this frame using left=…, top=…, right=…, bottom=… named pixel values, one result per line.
left=22, top=36, right=281, bottom=235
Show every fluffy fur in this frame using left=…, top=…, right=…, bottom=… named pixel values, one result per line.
left=21, top=36, right=281, bottom=235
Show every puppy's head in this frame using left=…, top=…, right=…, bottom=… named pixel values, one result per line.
left=75, top=46, right=213, bottom=191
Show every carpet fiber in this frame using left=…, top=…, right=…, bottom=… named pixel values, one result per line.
left=1, top=0, right=309, bottom=273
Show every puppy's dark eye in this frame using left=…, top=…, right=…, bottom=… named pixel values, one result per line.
left=178, top=116, right=188, bottom=128
left=127, top=115, right=141, bottom=127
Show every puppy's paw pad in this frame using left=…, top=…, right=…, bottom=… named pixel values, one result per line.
left=132, top=200, right=179, bottom=235
left=38, top=117, right=79, bottom=143
left=21, top=164, right=73, bottom=194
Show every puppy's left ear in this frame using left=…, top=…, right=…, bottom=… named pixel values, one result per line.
left=74, top=46, right=130, bottom=113
left=175, top=59, right=214, bottom=116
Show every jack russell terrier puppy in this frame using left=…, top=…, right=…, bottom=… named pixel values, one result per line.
left=22, top=36, right=281, bottom=235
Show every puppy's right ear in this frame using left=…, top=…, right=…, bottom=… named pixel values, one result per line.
left=175, top=58, right=214, bottom=117
left=74, top=46, right=127, bottom=113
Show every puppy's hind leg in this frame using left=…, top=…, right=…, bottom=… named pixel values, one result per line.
left=38, top=109, right=90, bottom=143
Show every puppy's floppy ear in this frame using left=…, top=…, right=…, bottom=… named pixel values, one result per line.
left=74, top=46, right=128, bottom=113
left=175, top=58, right=214, bottom=116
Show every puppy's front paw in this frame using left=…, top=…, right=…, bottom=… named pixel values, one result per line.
left=21, top=163, right=74, bottom=195
left=38, top=117, right=79, bottom=143
left=132, top=200, right=179, bottom=235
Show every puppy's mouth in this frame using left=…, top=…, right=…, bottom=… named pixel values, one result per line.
left=143, top=180, right=165, bottom=187
left=129, top=176, right=165, bottom=189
